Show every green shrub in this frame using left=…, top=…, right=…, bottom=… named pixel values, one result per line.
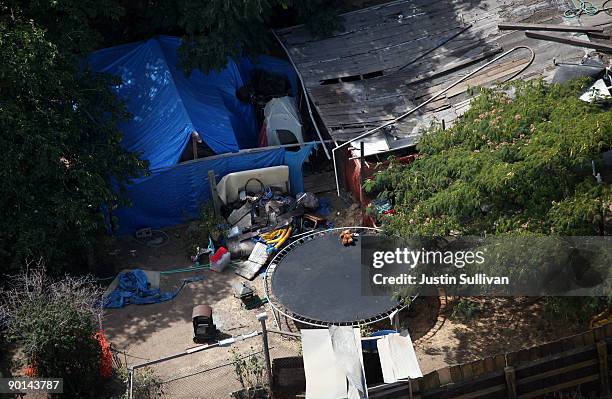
left=451, top=298, right=481, bottom=320
left=230, top=348, right=267, bottom=399
left=185, top=203, right=224, bottom=255
left=545, top=297, right=609, bottom=323
left=368, top=79, right=612, bottom=237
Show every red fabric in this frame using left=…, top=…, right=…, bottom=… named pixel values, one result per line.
left=343, top=149, right=415, bottom=225
left=210, top=247, right=228, bottom=263
left=258, top=122, right=268, bottom=147
left=24, top=364, right=37, bottom=377
left=95, top=330, right=113, bottom=379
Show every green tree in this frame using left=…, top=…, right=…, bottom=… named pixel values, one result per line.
left=0, top=7, right=147, bottom=273
left=128, top=0, right=343, bottom=73
left=2, top=0, right=123, bottom=56
left=367, top=79, right=612, bottom=237
left=367, top=79, right=612, bottom=320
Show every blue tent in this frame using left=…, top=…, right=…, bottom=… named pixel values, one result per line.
left=89, top=36, right=314, bottom=234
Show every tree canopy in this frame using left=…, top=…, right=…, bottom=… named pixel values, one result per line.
left=367, top=79, right=612, bottom=237
left=154, top=0, right=344, bottom=73
left=0, top=4, right=146, bottom=273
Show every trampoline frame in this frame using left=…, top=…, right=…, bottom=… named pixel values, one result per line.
left=263, top=226, right=411, bottom=327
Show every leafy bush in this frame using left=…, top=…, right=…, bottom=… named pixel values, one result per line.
left=451, top=298, right=481, bottom=320
left=545, top=296, right=609, bottom=323
left=368, top=79, right=612, bottom=320
left=185, top=204, right=225, bottom=255
left=0, top=263, right=104, bottom=397
left=0, top=11, right=147, bottom=275
left=368, top=79, right=612, bottom=237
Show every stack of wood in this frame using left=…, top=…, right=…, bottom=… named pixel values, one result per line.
left=498, top=22, right=612, bottom=53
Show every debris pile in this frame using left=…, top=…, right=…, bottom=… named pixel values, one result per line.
left=193, top=172, right=339, bottom=282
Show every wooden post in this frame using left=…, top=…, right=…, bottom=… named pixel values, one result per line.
left=498, top=22, right=604, bottom=32
left=192, top=134, right=198, bottom=160
left=504, top=366, right=517, bottom=399
left=207, top=170, right=221, bottom=216
left=525, top=31, right=612, bottom=53
left=411, top=378, right=422, bottom=399
left=257, top=313, right=274, bottom=398
left=597, top=341, right=610, bottom=397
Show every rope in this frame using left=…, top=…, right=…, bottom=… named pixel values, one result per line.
left=564, top=0, right=599, bottom=18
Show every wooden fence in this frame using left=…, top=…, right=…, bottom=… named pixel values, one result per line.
left=272, top=323, right=612, bottom=399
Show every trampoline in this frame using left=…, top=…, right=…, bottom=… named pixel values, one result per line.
left=264, top=227, right=408, bottom=327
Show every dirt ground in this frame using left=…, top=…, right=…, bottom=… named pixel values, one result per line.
left=404, top=296, right=585, bottom=373
left=99, top=194, right=586, bottom=387
left=101, top=235, right=299, bottom=378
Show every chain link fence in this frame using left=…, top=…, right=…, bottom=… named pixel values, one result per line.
left=127, top=329, right=301, bottom=399
left=158, top=349, right=264, bottom=398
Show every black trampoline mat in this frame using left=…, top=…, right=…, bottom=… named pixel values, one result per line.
left=270, top=231, right=400, bottom=324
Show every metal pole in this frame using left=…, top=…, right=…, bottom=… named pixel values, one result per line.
left=128, top=367, right=134, bottom=399
left=408, top=378, right=414, bottom=399
left=389, top=309, right=401, bottom=331
left=257, top=312, right=274, bottom=397
left=271, top=307, right=281, bottom=329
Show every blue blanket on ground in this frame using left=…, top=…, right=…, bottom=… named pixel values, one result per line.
left=104, top=269, right=202, bottom=309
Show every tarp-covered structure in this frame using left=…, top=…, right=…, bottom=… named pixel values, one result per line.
left=89, top=36, right=314, bottom=233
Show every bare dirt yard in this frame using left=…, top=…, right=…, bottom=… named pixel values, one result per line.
left=404, top=296, right=586, bottom=374
left=100, top=230, right=300, bottom=370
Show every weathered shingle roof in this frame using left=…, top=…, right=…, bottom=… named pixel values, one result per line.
left=277, top=0, right=606, bottom=154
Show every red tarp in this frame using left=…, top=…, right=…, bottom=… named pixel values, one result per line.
left=343, top=149, right=415, bottom=225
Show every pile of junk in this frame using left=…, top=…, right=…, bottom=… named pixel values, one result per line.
left=191, top=165, right=333, bottom=282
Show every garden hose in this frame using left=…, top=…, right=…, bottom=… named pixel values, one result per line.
left=96, top=264, right=210, bottom=282
left=273, top=226, right=293, bottom=250
left=261, top=228, right=287, bottom=242
left=159, top=265, right=210, bottom=275
left=266, top=230, right=289, bottom=244
left=564, top=0, right=599, bottom=18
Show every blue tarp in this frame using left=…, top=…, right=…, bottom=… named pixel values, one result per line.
left=104, top=269, right=203, bottom=309
left=114, top=143, right=316, bottom=233
left=89, top=36, right=257, bottom=169
left=89, top=37, right=315, bottom=234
